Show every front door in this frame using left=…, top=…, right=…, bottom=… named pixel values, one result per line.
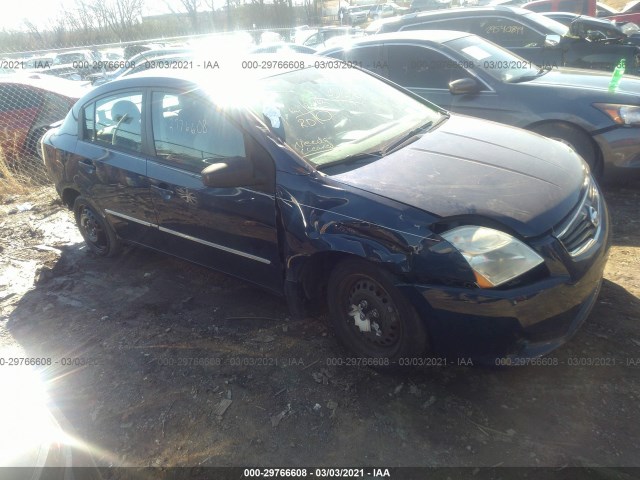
left=145, top=90, right=282, bottom=292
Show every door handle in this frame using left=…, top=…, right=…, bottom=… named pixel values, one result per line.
left=79, top=159, right=95, bottom=175
left=151, top=184, right=173, bottom=201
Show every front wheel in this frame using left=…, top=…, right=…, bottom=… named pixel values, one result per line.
left=73, top=196, right=121, bottom=257
left=327, top=259, right=429, bottom=361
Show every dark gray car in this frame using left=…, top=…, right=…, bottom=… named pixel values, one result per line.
left=366, top=6, right=640, bottom=75
left=319, top=30, right=640, bottom=179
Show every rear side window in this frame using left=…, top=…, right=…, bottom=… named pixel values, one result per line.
left=82, top=91, right=143, bottom=152
left=474, top=18, right=545, bottom=48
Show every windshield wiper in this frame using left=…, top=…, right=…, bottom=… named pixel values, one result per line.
left=380, top=120, right=434, bottom=155
left=509, top=64, right=554, bottom=83
left=316, top=149, right=385, bottom=170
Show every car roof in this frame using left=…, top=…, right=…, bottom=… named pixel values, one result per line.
left=374, top=4, right=532, bottom=25
left=542, top=11, right=616, bottom=24
left=84, top=53, right=312, bottom=92
left=321, top=29, right=473, bottom=49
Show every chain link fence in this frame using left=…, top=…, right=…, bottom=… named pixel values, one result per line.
left=0, top=0, right=359, bottom=194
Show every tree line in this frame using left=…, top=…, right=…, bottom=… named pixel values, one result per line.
left=1, top=0, right=323, bottom=54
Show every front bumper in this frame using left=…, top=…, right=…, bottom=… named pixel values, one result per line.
left=593, top=125, right=640, bottom=177
left=399, top=195, right=611, bottom=362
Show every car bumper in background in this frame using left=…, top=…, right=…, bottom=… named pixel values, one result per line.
left=593, top=126, right=640, bottom=176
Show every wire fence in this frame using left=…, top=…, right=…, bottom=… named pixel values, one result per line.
left=0, top=0, right=371, bottom=194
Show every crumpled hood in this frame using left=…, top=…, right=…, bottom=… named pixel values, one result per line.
left=331, top=115, right=587, bottom=238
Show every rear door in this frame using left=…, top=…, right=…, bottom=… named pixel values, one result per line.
left=73, top=90, right=157, bottom=244
left=145, top=89, right=282, bottom=292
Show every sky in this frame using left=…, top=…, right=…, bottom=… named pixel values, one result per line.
left=0, top=0, right=224, bottom=32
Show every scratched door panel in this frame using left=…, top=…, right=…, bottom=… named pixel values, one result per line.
left=146, top=90, right=282, bottom=292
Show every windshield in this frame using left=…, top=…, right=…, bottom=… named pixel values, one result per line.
left=245, top=66, right=442, bottom=168
left=522, top=11, right=570, bottom=36
left=447, top=36, right=543, bottom=83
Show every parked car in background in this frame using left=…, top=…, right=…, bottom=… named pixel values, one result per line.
left=100, top=48, right=125, bottom=62
left=366, top=6, right=640, bottom=74
left=541, top=11, right=640, bottom=45
left=610, top=0, right=640, bottom=23
left=340, top=5, right=372, bottom=24
left=596, top=1, right=618, bottom=16
left=410, top=0, right=451, bottom=11
left=23, top=55, right=56, bottom=71
left=249, top=42, right=317, bottom=54
left=370, top=2, right=410, bottom=19
left=87, top=47, right=193, bottom=86
left=523, top=0, right=640, bottom=24
left=47, top=50, right=100, bottom=80
left=319, top=30, right=640, bottom=179
left=296, top=27, right=362, bottom=48
left=0, top=74, right=88, bottom=161
left=41, top=60, right=609, bottom=362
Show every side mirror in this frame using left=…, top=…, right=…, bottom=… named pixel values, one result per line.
left=201, top=156, right=254, bottom=188
left=544, top=34, right=561, bottom=47
left=449, top=78, right=480, bottom=95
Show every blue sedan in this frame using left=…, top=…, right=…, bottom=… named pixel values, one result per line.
left=41, top=59, right=610, bottom=363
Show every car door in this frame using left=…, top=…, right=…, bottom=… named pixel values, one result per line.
left=385, top=43, right=496, bottom=115
left=146, top=89, right=282, bottom=292
left=74, top=90, right=157, bottom=244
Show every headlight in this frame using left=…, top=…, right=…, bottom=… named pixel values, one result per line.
left=593, top=103, right=640, bottom=126
left=441, top=226, right=544, bottom=288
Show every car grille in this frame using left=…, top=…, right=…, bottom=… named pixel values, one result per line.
left=555, top=176, right=602, bottom=257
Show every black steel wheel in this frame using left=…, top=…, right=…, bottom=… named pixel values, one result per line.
left=327, top=258, right=429, bottom=361
left=73, top=196, right=121, bottom=257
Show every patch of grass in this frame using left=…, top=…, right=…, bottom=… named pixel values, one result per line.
left=0, top=132, right=51, bottom=197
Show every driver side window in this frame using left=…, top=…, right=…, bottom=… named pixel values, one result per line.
left=150, top=91, right=246, bottom=173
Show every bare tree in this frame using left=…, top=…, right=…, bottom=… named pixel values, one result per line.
left=91, top=0, right=144, bottom=39
left=183, top=0, right=201, bottom=30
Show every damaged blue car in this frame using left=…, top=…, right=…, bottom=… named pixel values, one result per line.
left=41, top=60, right=610, bottom=362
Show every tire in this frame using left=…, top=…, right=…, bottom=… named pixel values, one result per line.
left=73, top=196, right=121, bottom=257
left=530, top=123, right=603, bottom=180
left=327, top=258, right=429, bottom=361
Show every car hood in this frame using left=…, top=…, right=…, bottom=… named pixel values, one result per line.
left=331, top=115, right=586, bottom=238
left=527, top=68, right=640, bottom=96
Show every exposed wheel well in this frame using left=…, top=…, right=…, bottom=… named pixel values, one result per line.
left=296, top=251, right=404, bottom=311
left=61, top=188, right=81, bottom=210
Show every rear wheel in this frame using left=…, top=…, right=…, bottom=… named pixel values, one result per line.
left=530, top=123, right=602, bottom=180
left=327, top=258, right=429, bottom=362
left=73, top=196, right=121, bottom=257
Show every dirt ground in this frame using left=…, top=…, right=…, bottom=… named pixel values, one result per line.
left=0, top=175, right=639, bottom=471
